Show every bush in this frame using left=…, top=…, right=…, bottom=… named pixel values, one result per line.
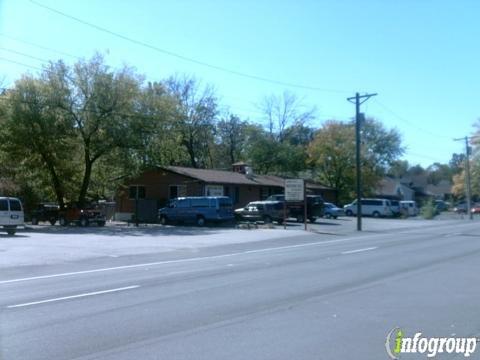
left=421, top=199, right=437, bottom=220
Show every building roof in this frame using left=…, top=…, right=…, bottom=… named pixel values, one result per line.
left=425, top=180, right=453, bottom=196
left=160, top=166, right=335, bottom=190
left=376, top=177, right=415, bottom=197
left=161, top=166, right=285, bottom=187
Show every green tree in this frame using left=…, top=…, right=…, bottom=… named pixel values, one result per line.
left=164, top=75, right=218, bottom=168
left=307, top=119, right=404, bottom=203
left=0, top=75, right=78, bottom=208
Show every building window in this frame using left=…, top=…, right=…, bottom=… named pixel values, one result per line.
left=129, top=185, right=146, bottom=200
left=169, top=185, right=187, bottom=199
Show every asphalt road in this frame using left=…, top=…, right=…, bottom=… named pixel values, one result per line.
left=1, top=220, right=480, bottom=359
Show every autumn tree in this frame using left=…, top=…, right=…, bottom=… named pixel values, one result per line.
left=307, top=118, right=404, bottom=203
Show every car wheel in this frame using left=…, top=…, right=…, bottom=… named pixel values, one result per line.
left=31, top=217, right=38, bottom=225
left=372, top=211, right=380, bottom=218
left=97, top=221, right=106, bottom=227
left=196, top=216, right=206, bottom=227
left=59, top=217, right=68, bottom=226
left=263, top=215, right=272, bottom=224
left=308, top=217, right=316, bottom=223
left=276, top=218, right=284, bottom=225
left=159, top=216, right=168, bottom=226
left=6, top=229, right=15, bottom=236
left=333, top=216, right=338, bottom=219
left=345, top=210, right=353, bottom=216
left=49, top=217, right=57, bottom=226
left=325, top=213, right=332, bottom=219
left=79, top=218, right=89, bottom=227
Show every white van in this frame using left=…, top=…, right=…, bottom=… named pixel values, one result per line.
left=400, top=200, right=419, bottom=216
left=344, top=198, right=392, bottom=218
left=0, top=197, right=24, bottom=235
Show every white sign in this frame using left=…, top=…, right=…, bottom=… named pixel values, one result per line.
left=205, top=185, right=224, bottom=196
left=285, top=179, right=304, bottom=201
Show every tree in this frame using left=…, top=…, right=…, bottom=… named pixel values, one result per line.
left=0, top=54, right=150, bottom=207
left=53, top=54, right=143, bottom=206
left=0, top=75, right=78, bottom=208
left=259, top=91, right=315, bottom=142
left=307, top=118, right=404, bottom=203
left=214, top=114, right=249, bottom=167
left=449, top=153, right=466, bottom=175
left=164, top=75, right=218, bottom=168
left=387, top=160, right=410, bottom=178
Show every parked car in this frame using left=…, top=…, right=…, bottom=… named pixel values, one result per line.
left=344, top=198, right=393, bottom=218
left=30, top=203, right=60, bottom=225
left=58, top=203, right=106, bottom=227
left=434, top=200, right=448, bottom=212
left=399, top=200, right=419, bottom=216
left=265, top=194, right=325, bottom=223
left=453, top=202, right=468, bottom=213
left=471, top=203, right=480, bottom=214
left=323, top=202, right=344, bottom=219
left=235, top=201, right=284, bottom=224
left=158, top=196, right=234, bottom=227
left=0, top=197, right=24, bottom=235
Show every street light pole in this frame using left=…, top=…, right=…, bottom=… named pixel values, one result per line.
left=347, top=92, right=377, bottom=231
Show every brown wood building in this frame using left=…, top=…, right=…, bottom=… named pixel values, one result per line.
left=115, top=163, right=337, bottom=221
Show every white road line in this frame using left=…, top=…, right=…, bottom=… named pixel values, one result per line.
left=7, top=285, right=140, bottom=309
left=0, top=236, right=372, bottom=285
left=341, top=247, right=377, bottom=255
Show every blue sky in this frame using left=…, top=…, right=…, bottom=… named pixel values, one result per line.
left=1, top=0, right=478, bottom=167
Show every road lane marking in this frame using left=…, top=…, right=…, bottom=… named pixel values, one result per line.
left=7, top=285, right=140, bottom=308
left=341, top=247, right=377, bottom=255
left=0, top=236, right=372, bottom=285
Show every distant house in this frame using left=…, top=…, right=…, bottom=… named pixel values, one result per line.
left=424, top=180, right=453, bottom=200
left=115, top=162, right=337, bottom=221
left=375, top=176, right=453, bottom=203
left=375, top=177, right=415, bottom=200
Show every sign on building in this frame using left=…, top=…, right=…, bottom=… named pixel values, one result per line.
left=285, top=179, right=304, bottom=201
left=205, top=185, right=224, bottom=196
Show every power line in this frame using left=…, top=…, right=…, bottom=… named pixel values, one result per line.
left=0, top=56, right=44, bottom=72
left=28, top=0, right=349, bottom=94
left=0, top=47, right=52, bottom=64
left=0, top=33, right=81, bottom=60
left=372, top=98, right=454, bottom=140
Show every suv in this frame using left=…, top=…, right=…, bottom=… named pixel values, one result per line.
left=30, top=203, right=60, bottom=225
left=0, top=197, right=24, bottom=235
left=344, top=198, right=393, bottom=218
left=235, top=201, right=284, bottom=224
left=265, top=194, right=325, bottom=223
left=158, top=196, right=234, bottom=227
left=58, top=203, right=106, bottom=227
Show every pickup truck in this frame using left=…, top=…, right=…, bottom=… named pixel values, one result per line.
left=58, top=203, right=106, bottom=227
left=266, top=194, right=325, bottom=223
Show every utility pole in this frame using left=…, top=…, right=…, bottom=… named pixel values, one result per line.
left=454, top=136, right=473, bottom=220
left=347, top=92, right=377, bottom=231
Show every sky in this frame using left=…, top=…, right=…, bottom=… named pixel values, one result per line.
left=1, top=0, right=479, bottom=167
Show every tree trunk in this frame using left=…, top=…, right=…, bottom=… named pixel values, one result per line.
left=78, top=157, right=93, bottom=208
left=41, top=153, right=66, bottom=209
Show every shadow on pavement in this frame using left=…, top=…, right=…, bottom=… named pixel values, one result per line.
left=15, top=223, right=242, bottom=237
